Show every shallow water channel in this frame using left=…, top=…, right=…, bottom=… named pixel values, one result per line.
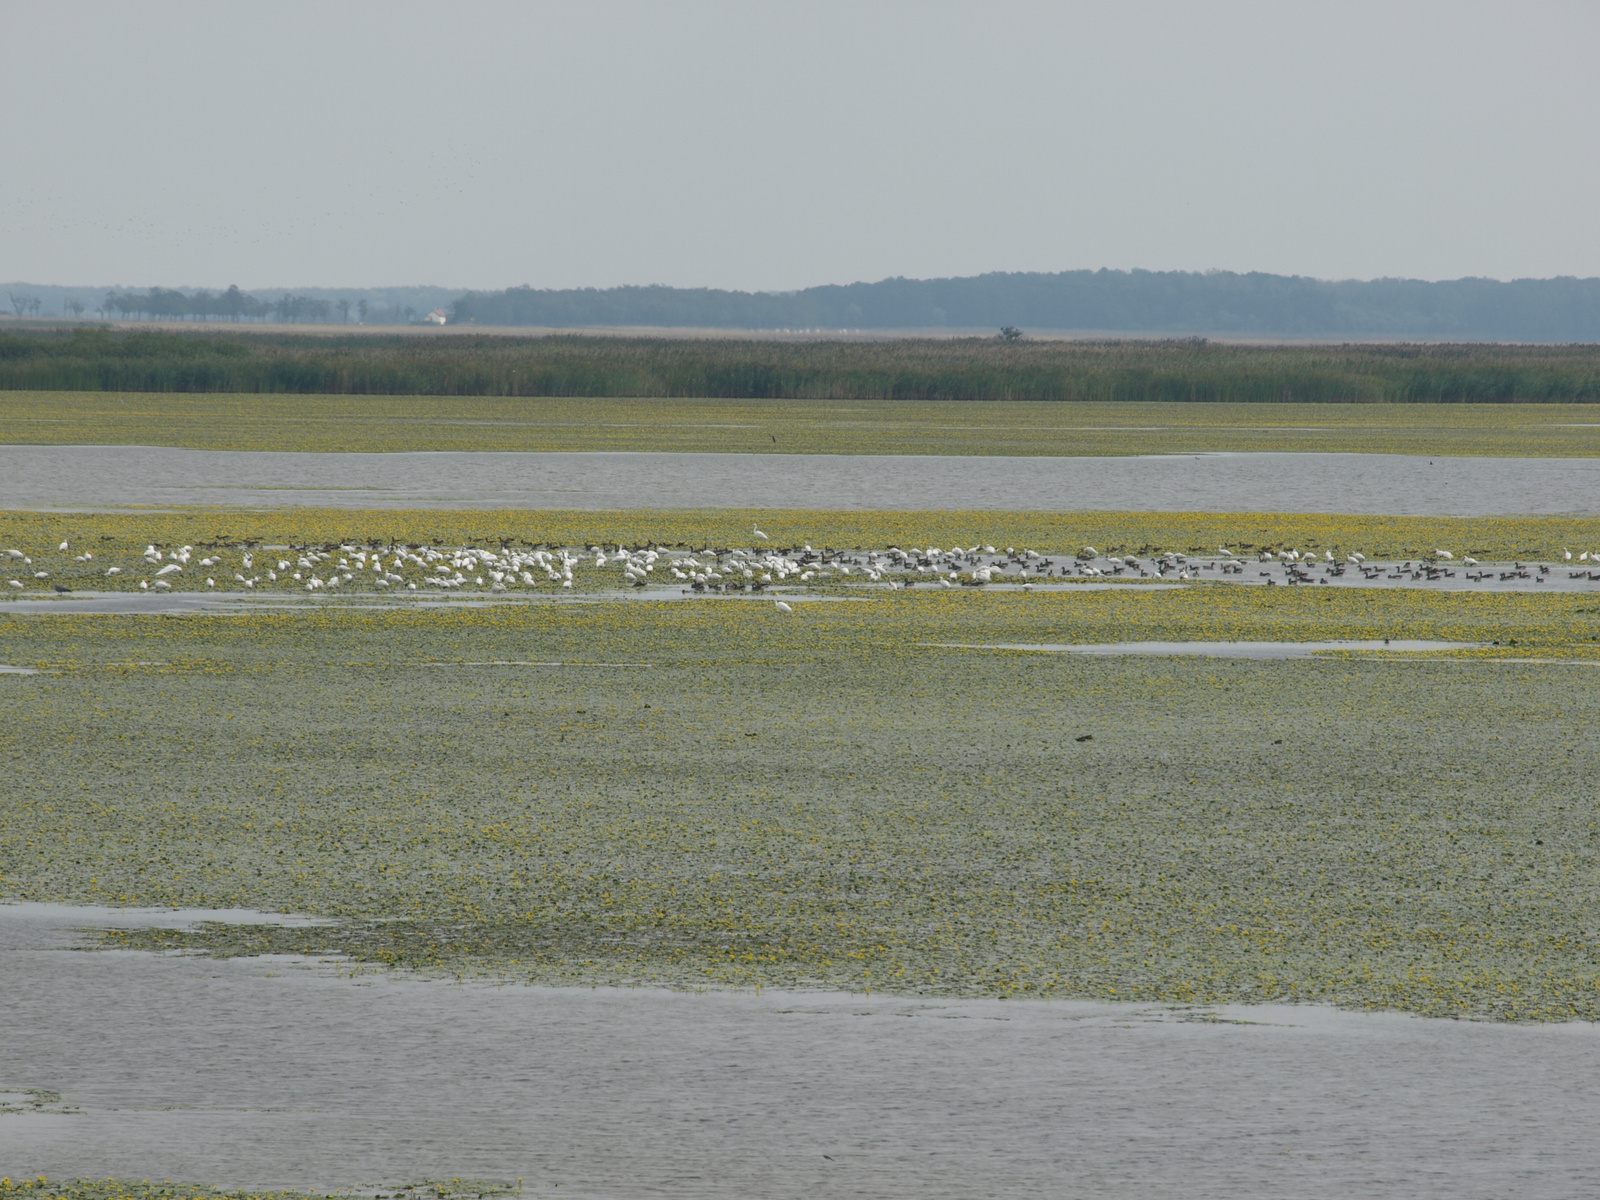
left=4, top=446, right=1600, bottom=514
left=4, top=905, right=1599, bottom=1199
left=929, top=639, right=1481, bottom=659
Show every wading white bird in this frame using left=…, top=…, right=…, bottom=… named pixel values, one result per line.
left=774, top=600, right=793, bottom=613
left=754, top=524, right=769, bottom=540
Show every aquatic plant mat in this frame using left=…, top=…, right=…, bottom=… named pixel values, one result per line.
left=0, top=1180, right=517, bottom=1200
left=5, top=559, right=1600, bottom=1021
left=4, top=392, right=1600, bottom=457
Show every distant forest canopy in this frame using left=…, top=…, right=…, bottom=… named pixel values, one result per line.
left=451, top=270, right=1600, bottom=341
left=6, top=271, right=1600, bottom=340
left=0, top=284, right=461, bottom=326
left=2, top=327, right=1598, bottom=402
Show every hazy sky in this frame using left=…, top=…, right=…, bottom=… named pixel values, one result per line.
left=4, top=1, right=1598, bottom=291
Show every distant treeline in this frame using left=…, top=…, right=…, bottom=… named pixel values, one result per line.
left=95, top=286, right=411, bottom=325
left=451, top=270, right=1600, bottom=342
left=2, top=328, right=1599, bottom=403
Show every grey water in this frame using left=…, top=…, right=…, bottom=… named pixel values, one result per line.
left=3, top=906, right=1600, bottom=1199
left=931, top=639, right=1481, bottom=659
left=3, top=445, right=1600, bottom=514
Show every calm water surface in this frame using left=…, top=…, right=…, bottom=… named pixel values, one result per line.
left=3, top=905, right=1598, bottom=1199
left=3, top=446, right=1599, bottom=514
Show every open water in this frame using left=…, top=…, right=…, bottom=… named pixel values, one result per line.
left=2, top=446, right=1599, bottom=514
left=3, top=905, right=1599, bottom=1199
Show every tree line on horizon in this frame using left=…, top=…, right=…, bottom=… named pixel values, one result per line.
left=91, top=287, right=426, bottom=326
left=449, top=269, right=1600, bottom=342
left=10, top=268, right=1600, bottom=342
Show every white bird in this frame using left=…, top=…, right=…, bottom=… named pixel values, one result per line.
left=1217, top=547, right=1233, bottom=557
left=6, top=580, right=20, bottom=589
left=106, top=566, right=121, bottom=576
left=58, top=541, right=69, bottom=551
left=774, top=601, right=793, bottom=613
left=1082, top=546, right=1098, bottom=557
left=754, top=524, right=769, bottom=540
left=1464, top=557, right=1478, bottom=566
left=1435, top=549, right=1454, bottom=560
left=1564, top=548, right=1573, bottom=561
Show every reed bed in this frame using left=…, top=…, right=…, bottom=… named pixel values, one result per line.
left=4, top=329, right=1600, bottom=403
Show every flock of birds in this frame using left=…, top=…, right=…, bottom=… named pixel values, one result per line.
left=5, top=531, right=1600, bottom=605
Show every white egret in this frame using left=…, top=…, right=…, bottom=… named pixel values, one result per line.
left=774, top=601, right=793, bottom=613
left=754, top=524, right=769, bottom=540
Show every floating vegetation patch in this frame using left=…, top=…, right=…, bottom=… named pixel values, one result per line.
left=0, top=1087, right=79, bottom=1116
left=3, top=586, right=1598, bottom=1020
left=0, top=1179, right=519, bottom=1200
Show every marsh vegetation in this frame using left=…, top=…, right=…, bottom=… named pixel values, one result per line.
left=3, top=330, right=1600, bottom=404
left=4, top=579, right=1599, bottom=1020
left=5, top=391, right=1600, bottom=460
